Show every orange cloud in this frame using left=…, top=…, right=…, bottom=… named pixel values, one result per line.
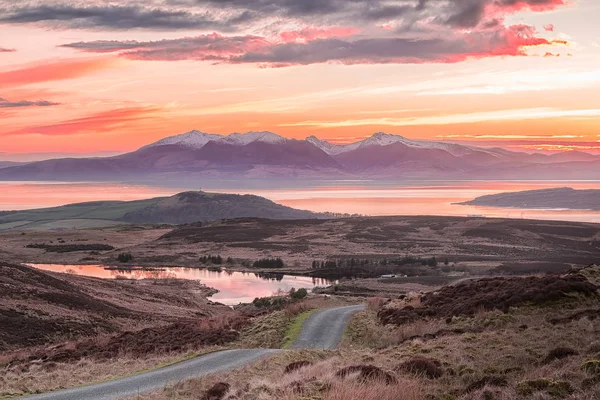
left=4, top=106, right=159, bottom=136
left=0, top=57, right=115, bottom=88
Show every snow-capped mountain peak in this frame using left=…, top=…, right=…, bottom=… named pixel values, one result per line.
left=360, top=132, right=410, bottom=147
left=306, top=135, right=362, bottom=155
left=145, top=130, right=287, bottom=150
left=221, top=131, right=287, bottom=146
left=307, top=132, right=503, bottom=157
left=307, top=132, right=412, bottom=155
left=146, top=130, right=224, bottom=149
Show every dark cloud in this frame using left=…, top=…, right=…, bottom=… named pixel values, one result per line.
left=198, top=0, right=565, bottom=27
left=0, top=0, right=566, bottom=32
left=0, top=47, right=15, bottom=52
left=440, top=0, right=566, bottom=28
left=60, top=24, right=563, bottom=66
left=24, top=0, right=566, bottom=66
left=444, top=0, right=488, bottom=28
left=199, top=0, right=417, bottom=21
left=0, top=97, right=60, bottom=108
left=0, top=3, right=252, bottom=31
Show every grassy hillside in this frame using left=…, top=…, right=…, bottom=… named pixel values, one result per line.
left=0, top=191, right=321, bottom=231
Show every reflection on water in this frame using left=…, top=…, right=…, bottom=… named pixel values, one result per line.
left=3, top=180, right=600, bottom=223
left=27, top=264, right=333, bottom=305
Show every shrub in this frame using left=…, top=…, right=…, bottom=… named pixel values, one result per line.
left=201, top=382, right=230, bottom=400
left=290, top=288, right=308, bottom=300
left=379, top=274, right=599, bottom=325
left=544, top=347, right=578, bottom=363
left=397, top=357, right=443, bottom=379
left=517, top=379, right=574, bottom=397
left=336, top=365, right=397, bottom=384
left=284, top=360, right=313, bottom=374
left=582, top=360, right=600, bottom=375
left=252, top=297, right=271, bottom=308
left=465, top=376, right=508, bottom=392
left=271, top=297, right=286, bottom=307
left=117, top=253, right=133, bottom=263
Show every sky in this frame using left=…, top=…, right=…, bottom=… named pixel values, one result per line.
left=1, top=0, right=599, bottom=161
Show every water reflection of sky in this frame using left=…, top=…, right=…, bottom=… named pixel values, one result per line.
left=28, top=264, right=333, bottom=305
left=3, top=181, right=600, bottom=223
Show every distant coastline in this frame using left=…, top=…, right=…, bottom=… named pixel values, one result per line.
left=458, top=187, right=600, bottom=211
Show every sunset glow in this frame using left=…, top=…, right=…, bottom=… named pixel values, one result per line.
left=1, top=0, right=599, bottom=159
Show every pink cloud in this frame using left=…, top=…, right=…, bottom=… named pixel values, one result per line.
left=61, top=23, right=568, bottom=67
left=544, top=24, right=555, bottom=31
left=279, top=27, right=360, bottom=43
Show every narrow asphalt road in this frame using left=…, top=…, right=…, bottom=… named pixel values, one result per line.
left=22, top=304, right=365, bottom=400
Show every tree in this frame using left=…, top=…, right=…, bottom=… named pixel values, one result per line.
left=117, top=253, right=133, bottom=263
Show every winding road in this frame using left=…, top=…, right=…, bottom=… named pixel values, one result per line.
left=22, top=304, right=365, bottom=400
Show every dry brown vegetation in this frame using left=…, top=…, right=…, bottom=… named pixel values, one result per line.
left=12, top=314, right=248, bottom=365
left=0, top=266, right=353, bottom=399
left=0, top=262, right=223, bottom=351
left=0, top=261, right=245, bottom=398
left=126, top=352, right=423, bottom=400
left=378, top=274, right=599, bottom=325
left=3, top=217, right=600, bottom=400
left=132, top=269, right=600, bottom=400
left=2, top=217, right=600, bottom=274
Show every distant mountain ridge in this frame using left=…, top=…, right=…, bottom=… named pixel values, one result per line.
left=459, top=187, right=600, bottom=211
left=0, top=130, right=599, bottom=181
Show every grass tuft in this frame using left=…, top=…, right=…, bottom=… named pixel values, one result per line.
left=281, top=309, right=317, bottom=349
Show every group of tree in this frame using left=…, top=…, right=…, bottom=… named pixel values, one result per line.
left=26, top=243, right=115, bottom=253
left=252, top=258, right=285, bottom=269
left=199, top=255, right=224, bottom=265
left=311, top=256, right=441, bottom=269
left=199, top=255, right=235, bottom=265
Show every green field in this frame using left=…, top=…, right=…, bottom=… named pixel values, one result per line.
left=0, top=199, right=162, bottom=231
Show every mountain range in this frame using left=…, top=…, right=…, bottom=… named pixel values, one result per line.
left=1, top=130, right=599, bottom=181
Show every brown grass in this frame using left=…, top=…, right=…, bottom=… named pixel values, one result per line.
left=324, top=381, right=423, bottom=400
left=335, top=365, right=397, bottom=384
left=397, top=357, right=444, bottom=379
left=378, top=274, right=598, bottom=325
left=0, top=348, right=223, bottom=398
left=10, top=312, right=247, bottom=366
left=343, top=310, right=444, bottom=349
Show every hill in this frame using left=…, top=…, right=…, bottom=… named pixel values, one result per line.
left=458, top=187, right=600, bottom=210
left=0, top=262, right=226, bottom=351
left=0, top=191, right=324, bottom=230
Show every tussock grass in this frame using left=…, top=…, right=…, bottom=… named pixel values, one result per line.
left=325, top=381, right=422, bottom=400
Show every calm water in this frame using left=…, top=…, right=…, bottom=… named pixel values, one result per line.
left=3, top=180, right=600, bottom=222
left=28, top=264, right=332, bottom=305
